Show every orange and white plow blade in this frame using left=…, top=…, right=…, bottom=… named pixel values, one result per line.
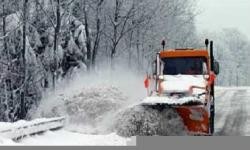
left=175, top=106, right=210, bottom=135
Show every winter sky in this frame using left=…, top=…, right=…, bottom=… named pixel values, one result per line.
left=196, top=0, right=250, bottom=39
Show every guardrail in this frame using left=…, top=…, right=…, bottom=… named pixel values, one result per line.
left=0, top=117, right=65, bottom=140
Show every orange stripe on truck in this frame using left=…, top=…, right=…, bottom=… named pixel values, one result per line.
left=160, top=50, right=209, bottom=58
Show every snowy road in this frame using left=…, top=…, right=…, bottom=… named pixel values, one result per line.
left=1, top=87, right=250, bottom=145
left=18, top=130, right=136, bottom=146
left=215, top=87, right=250, bottom=136
left=0, top=129, right=135, bottom=146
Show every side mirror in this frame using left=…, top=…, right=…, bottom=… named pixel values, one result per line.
left=214, top=60, right=220, bottom=75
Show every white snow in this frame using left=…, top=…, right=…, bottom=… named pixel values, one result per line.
left=1, top=86, right=250, bottom=145
left=142, top=75, right=207, bottom=105
left=141, top=96, right=204, bottom=105
left=31, top=70, right=145, bottom=136
left=160, top=75, right=206, bottom=94
left=0, top=117, right=64, bottom=132
left=216, top=86, right=250, bottom=90
left=0, top=118, right=135, bottom=146
left=0, top=129, right=134, bottom=146
left=114, top=104, right=187, bottom=137
left=214, top=87, right=250, bottom=136
left=19, top=131, right=134, bottom=146
left=5, top=70, right=141, bottom=146
left=0, top=117, right=65, bottom=139
left=0, top=136, right=19, bottom=145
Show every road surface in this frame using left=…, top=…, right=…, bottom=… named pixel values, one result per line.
left=215, top=87, right=250, bottom=136
left=1, top=87, right=250, bottom=145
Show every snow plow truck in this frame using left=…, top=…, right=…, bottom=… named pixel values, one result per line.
left=142, top=39, right=220, bottom=135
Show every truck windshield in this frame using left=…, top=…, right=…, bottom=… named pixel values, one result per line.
left=162, top=57, right=207, bottom=75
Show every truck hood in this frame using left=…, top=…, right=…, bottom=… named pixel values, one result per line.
left=161, top=75, right=206, bottom=95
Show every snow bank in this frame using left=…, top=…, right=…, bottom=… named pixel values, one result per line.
left=19, top=130, right=133, bottom=146
left=0, top=117, right=134, bottom=146
left=0, top=129, right=134, bottom=146
left=0, top=136, right=18, bottom=145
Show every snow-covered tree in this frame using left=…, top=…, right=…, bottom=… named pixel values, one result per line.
left=199, top=28, right=250, bottom=86
left=2, top=0, right=236, bottom=122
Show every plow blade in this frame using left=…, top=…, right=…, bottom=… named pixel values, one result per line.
left=115, top=96, right=211, bottom=137
left=141, top=96, right=210, bottom=135
left=141, top=103, right=210, bottom=136
left=175, top=106, right=210, bottom=135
